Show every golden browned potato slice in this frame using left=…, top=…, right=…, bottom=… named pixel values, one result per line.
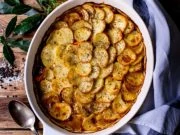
left=91, top=78, right=104, bottom=94
left=67, top=67, right=79, bottom=84
left=115, top=40, right=126, bottom=56
left=40, top=79, right=52, bottom=93
left=49, top=102, right=72, bottom=121
left=94, top=7, right=105, bottom=20
left=108, top=28, right=123, bottom=44
left=112, top=94, right=132, bottom=114
left=50, top=28, right=74, bottom=45
left=64, top=12, right=81, bottom=26
left=75, top=6, right=89, bottom=21
left=129, top=62, right=142, bottom=72
left=89, top=66, right=100, bottom=79
left=61, top=87, right=74, bottom=104
left=125, top=81, right=141, bottom=93
left=131, top=42, right=144, bottom=55
left=103, top=6, right=114, bottom=24
left=78, top=48, right=92, bottom=63
left=71, top=20, right=92, bottom=31
left=79, top=41, right=93, bottom=51
left=53, top=64, right=69, bottom=79
left=96, top=89, right=117, bottom=103
left=91, top=58, right=98, bottom=66
left=73, top=102, right=88, bottom=116
left=94, top=47, right=109, bottom=68
left=92, top=33, right=110, bottom=49
left=95, top=114, right=114, bottom=129
left=79, top=79, right=93, bottom=93
left=99, top=64, right=114, bottom=78
left=76, top=63, right=92, bottom=76
left=113, top=62, right=129, bottom=80
left=92, top=102, right=110, bottom=114
left=117, top=48, right=136, bottom=65
left=131, top=51, right=145, bottom=65
left=74, top=90, right=94, bottom=104
left=105, top=77, right=122, bottom=94
left=108, top=46, right=117, bottom=64
left=74, top=27, right=92, bottom=42
left=121, top=83, right=137, bottom=101
left=41, top=44, right=56, bottom=67
left=111, top=14, right=128, bottom=32
left=52, top=78, right=72, bottom=93
left=102, top=109, right=120, bottom=121
left=44, top=68, right=54, bottom=80
left=54, top=21, right=68, bottom=29
left=92, top=19, right=106, bottom=34
left=82, top=3, right=94, bottom=17
left=126, top=72, right=145, bottom=86
left=124, top=20, right=135, bottom=34
left=82, top=114, right=97, bottom=131
left=124, top=31, right=142, bottom=46
left=54, top=44, right=66, bottom=60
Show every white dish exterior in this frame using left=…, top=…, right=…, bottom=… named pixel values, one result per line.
left=24, top=0, right=154, bottom=135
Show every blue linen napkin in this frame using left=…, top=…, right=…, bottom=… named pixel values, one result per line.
left=114, top=0, right=180, bottom=134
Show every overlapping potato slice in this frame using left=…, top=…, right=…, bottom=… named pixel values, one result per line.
left=108, top=28, right=122, bottom=44
left=115, top=40, right=126, bottom=56
left=105, top=77, right=121, bottom=94
left=111, top=14, right=128, bottom=32
left=82, top=114, right=97, bottom=131
left=126, top=72, right=145, bottom=86
left=124, top=20, right=135, bottom=34
left=131, top=50, right=145, bottom=65
left=61, top=87, right=74, bottom=104
left=74, top=27, right=92, bottom=42
left=54, top=44, right=66, bottom=60
left=117, top=48, right=136, bottom=65
left=76, top=63, right=92, bottom=76
left=94, top=47, right=109, bottom=68
left=124, top=30, right=142, bottom=46
left=102, top=109, right=120, bottom=121
left=129, top=62, right=142, bottom=72
left=131, top=42, right=144, bottom=55
left=67, top=67, right=78, bottom=85
left=91, top=78, right=104, bottom=94
left=121, top=83, right=137, bottom=101
left=53, top=64, right=69, bottom=79
left=63, top=12, right=81, bottom=26
left=82, top=3, right=94, bottom=17
left=41, top=44, right=56, bottom=67
left=94, top=7, right=105, bottom=20
left=89, top=66, right=100, bottom=79
left=78, top=43, right=92, bottom=63
left=103, top=6, right=114, bottom=24
left=92, top=102, right=110, bottom=114
left=79, top=78, right=93, bottom=93
left=99, top=64, right=114, bottom=78
left=74, top=90, right=94, bottom=104
left=74, top=6, right=90, bottom=21
left=43, top=68, right=54, bottom=80
left=71, top=20, right=92, bottom=31
left=112, top=94, right=132, bottom=114
left=49, top=102, right=72, bottom=121
left=92, top=19, right=106, bottom=34
left=124, top=80, right=141, bottom=93
left=113, top=62, right=129, bottom=80
left=54, top=21, right=68, bottom=29
left=41, top=91, right=60, bottom=110
left=108, top=46, right=117, bottom=64
left=40, top=79, right=53, bottom=93
left=92, top=33, right=110, bottom=49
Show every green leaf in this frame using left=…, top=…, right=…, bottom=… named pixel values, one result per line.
left=5, top=16, right=17, bottom=37
left=7, top=39, right=30, bottom=52
left=3, top=44, right=15, bottom=66
left=4, top=0, right=20, bottom=6
left=0, top=36, right=6, bottom=45
left=14, top=14, right=45, bottom=35
left=0, top=2, right=13, bottom=14
left=11, top=4, right=31, bottom=14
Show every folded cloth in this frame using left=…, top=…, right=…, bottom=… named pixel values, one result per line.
left=113, top=0, right=180, bottom=134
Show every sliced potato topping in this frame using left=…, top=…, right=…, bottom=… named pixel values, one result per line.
left=108, top=28, right=122, bottom=44
left=117, top=48, right=136, bottom=65
left=36, top=2, right=147, bottom=133
left=111, top=14, right=128, bottom=32
left=125, top=31, right=142, bottom=46
left=92, top=33, right=110, bottom=49
left=74, top=27, right=91, bottom=42
left=94, top=48, right=109, bottom=68
left=49, top=102, right=72, bottom=121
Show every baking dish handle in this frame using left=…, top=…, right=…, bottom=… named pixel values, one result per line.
left=43, top=124, right=66, bottom=135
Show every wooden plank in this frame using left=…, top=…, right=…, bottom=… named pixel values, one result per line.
left=0, top=96, right=43, bottom=129
left=0, top=52, right=26, bottom=97
left=0, top=130, right=43, bottom=135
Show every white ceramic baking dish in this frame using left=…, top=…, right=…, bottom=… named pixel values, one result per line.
left=24, top=0, right=154, bottom=134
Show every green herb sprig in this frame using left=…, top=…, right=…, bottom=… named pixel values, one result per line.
left=0, top=0, right=66, bottom=66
